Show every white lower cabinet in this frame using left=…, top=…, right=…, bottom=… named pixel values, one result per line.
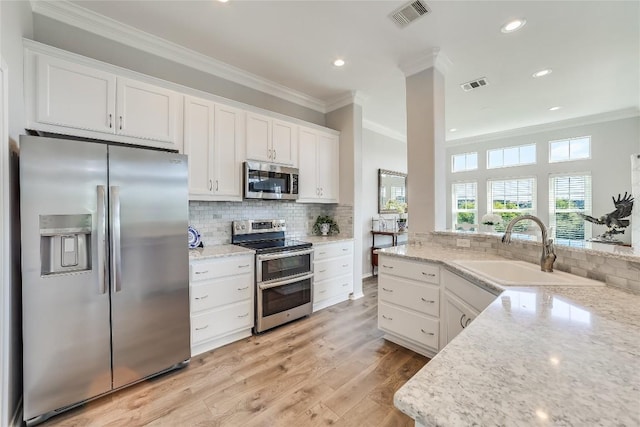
left=441, top=269, right=497, bottom=347
left=189, top=254, right=254, bottom=356
left=313, top=240, right=354, bottom=312
left=377, top=255, right=441, bottom=357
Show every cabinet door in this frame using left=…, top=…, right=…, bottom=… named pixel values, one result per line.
left=116, top=77, right=180, bottom=145
left=272, top=119, right=295, bottom=165
left=214, top=104, right=244, bottom=197
left=246, top=112, right=271, bottom=162
left=444, top=291, right=478, bottom=346
left=36, top=54, right=116, bottom=133
left=297, top=127, right=318, bottom=200
left=184, top=96, right=214, bottom=198
left=317, top=133, right=339, bottom=202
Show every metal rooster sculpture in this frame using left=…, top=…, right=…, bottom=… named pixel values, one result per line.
left=579, top=192, right=634, bottom=243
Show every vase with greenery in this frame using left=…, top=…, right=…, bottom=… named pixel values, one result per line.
left=312, top=215, right=340, bottom=236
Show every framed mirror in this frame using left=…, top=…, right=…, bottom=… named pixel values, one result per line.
left=378, top=169, right=407, bottom=214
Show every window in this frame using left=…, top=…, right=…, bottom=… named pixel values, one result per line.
left=452, top=152, right=478, bottom=172
left=549, top=136, right=591, bottom=162
left=488, top=177, right=536, bottom=231
left=487, top=143, right=536, bottom=169
left=452, top=182, right=477, bottom=228
left=549, top=174, right=592, bottom=244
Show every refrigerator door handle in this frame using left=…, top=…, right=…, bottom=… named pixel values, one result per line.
left=97, top=185, right=108, bottom=294
left=110, top=185, right=122, bottom=293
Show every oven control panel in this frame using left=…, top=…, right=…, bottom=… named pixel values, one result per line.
left=232, top=219, right=286, bottom=235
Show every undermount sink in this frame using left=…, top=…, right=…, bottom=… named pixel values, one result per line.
left=450, top=260, right=605, bottom=287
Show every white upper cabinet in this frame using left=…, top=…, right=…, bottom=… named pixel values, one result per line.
left=297, top=126, right=339, bottom=203
left=116, top=77, right=181, bottom=145
left=246, top=112, right=295, bottom=165
left=213, top=104, right=244, bottom=198
left=36, top=55, right=116, bottom=134
left=184, top=96, right=244, bottom=201
left=27, top=46, right=183, bottom=151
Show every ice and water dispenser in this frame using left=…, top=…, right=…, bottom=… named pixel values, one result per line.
left=40, top=214, right=92, bottom=275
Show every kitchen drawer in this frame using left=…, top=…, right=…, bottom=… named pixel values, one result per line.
left=190, top=274, right=253, bottom=313
left=314, top=256, right=352, bottom=282
left=378, top=255, right=439, bottom=284
left=191, top=300, right=252, bottom=344
left=378, top=302, right=439, bottom=350
left=379, top=275, right=439, bottom=317
left=314, top=274, right=353, bottom=303
left=314, top=240, right=353, bottom=261
left=190, top=255, right=253, bottom=282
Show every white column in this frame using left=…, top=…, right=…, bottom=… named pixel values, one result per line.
left=401, top=49, right=450, bottom=235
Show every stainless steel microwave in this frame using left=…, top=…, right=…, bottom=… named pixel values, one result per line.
left=244, top=161, right=299, bottom=200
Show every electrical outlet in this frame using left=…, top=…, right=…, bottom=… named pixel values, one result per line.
left=456, top=239, right=471, bottom=248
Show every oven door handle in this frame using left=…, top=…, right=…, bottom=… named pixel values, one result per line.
left=257, top=248, right=314, bottom=261
left=258, top=273, right=314, bottom=290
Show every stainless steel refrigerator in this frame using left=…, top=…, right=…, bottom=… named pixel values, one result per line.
left=20, top=135, right=191, bottom=425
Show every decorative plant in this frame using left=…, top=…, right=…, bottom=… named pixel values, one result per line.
left=384, top=199, right=407, bottom=214
left=481, top=213, right=502, bottom=226
left=312, top=215, right=340, bottom=235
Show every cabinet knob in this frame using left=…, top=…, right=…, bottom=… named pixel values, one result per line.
left=460, top=314, right=467, bottom=329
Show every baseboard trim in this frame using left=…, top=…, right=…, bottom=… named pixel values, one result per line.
left=361, top=272, right=373, bottom=280
left=349, top=291, right=365, bottom=300
left=10, top=397, right=22, bottom=427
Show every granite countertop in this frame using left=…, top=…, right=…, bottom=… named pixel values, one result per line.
left=380, top=244, right=640, bottom=426
left=304, top=235, right=354, bottom=245
left=188, top=244, right=255, bottom=260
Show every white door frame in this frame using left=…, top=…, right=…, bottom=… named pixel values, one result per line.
left=0, top=56, right=9, bottom=426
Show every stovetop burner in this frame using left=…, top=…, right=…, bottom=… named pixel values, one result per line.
left=231, top=220, right=311, bottom=254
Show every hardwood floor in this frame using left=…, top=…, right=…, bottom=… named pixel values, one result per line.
left=42, top=277, right=429, bottom=427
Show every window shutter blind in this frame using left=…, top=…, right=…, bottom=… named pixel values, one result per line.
left=549, top=174, right=592, bottom=243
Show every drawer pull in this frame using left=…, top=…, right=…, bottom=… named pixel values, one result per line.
left=420, top=329, right=435, bottom=336
left=237, top=313, right=249, bottom=318
left=382, top=314, right=393, bottom=320
left=238, top=264, right=250, bottom=268
left=195, top=270, right=209, bottom=275
left=341, top=283, right=349, bottom=287
left=319, top=290, right=326, bottom=293
left=195, top=295, right=209, bottom=300
left=237, top=286, right=249, bottom=291
left=342, top=248, right=348, bottom=251
left=382, top=287, right=393, bottom=292
left=422, top=272, right=436, bottom=277
left=195, top=325, right=209, bottom=331
left=319, top=252, right=326, bottom=255
left=460, top=314, right=467, bottom=329
left=382, top=265, right=394, bottom=269
left=319, top=269, right=327, bottom=273
left=421, top=297, right=435, bottom=303
left=342, top=264, right=348, bottom=267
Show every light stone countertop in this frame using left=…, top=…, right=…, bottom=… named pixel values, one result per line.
left=188, top=244, right=255, bottom=260
left=304, top=235, right=354, bottom=245
left=378, top=244, right=640, bottom=426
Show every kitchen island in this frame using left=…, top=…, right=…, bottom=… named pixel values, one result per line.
left=378, top=244, right=640, bottom=426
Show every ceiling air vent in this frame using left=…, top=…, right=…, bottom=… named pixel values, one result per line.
left=390, top=0, right=431, bottom=28
left=460, top=77, right=489, bottom=92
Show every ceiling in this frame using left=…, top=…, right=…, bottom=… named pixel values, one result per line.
left=60, top=0, right=639, bottom=141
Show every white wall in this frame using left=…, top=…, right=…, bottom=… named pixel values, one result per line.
left=446, top=115, right=640, bottom=245
left=1, top=1, right=34, bottom=424
left=361, top=128, right=407, bottom=277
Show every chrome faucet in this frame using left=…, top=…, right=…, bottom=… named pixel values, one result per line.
left=501, top=214, right=557, bottom=272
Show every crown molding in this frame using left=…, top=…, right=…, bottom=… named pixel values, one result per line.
left=325, top=91, right=368, bottom=113
left=31, top=0, right=327, bottom=113
left=363, top=119, right=406, bottom=142
left=447, top=107, right=640, bottom=146
left=399, top=48, right=453, bottom=77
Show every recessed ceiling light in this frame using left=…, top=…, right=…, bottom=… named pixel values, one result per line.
left=333, top=59, right=345, bottom=67
left=501, top=19, right=526, bottom=33
left=218, top=0, right=229, bottom=3
left=533, top=69, right=552, bottom=78
left=549, top=106, right=561, bottom=111
left=449, top=128, right=458, bottom=132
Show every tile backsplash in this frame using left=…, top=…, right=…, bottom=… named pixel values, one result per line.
left=189, top=200, right=353, bottom=245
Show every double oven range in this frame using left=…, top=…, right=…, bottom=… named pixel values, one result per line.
left=232, top=220, right=313, bottom=333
